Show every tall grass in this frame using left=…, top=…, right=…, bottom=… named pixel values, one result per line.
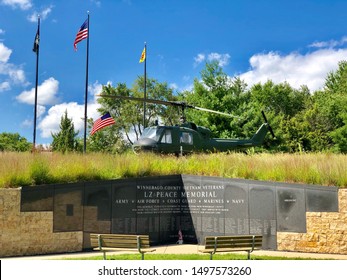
left=0, top=152, right=346, bottom=188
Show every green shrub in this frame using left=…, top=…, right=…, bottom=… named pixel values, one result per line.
left=30, top=158, right=51, bottom=185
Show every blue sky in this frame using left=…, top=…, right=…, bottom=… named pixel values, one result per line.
left=2, top=0, right=347, bottom=146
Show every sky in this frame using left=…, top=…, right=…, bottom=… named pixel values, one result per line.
left=2, top=0, right=347, bottom=146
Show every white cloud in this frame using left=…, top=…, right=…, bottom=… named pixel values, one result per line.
left=194, top=52, right=231, bottom=67
left=38, top=102, right=100, bottom=138
left=8, top=67, right=25, bottom=83
left=169, top=83, right=178, bottom=90
left=88, top=80, right=104, bottom=103
left=91, top=0, right=101, bottom=7
left=194, top=53, right=205, bottom=66
left=16, top=77, right=59, bottom=105
left=1, top=0, right=32, bottom=10
left=37, top=104, right=46, bottom=118
left=308, top=36, right=347, bottom=49
left=27, top=5, right=53, bottom=22
left=0, top=28, right=5, bottom=35
left=37, top=81, right=104, bottom=138
left=207, top=53, right=230, bottom=67
left=0, top=42, right=27, bottom=91
left=239, top=48, right=347, bottom=91
left=0, top=42, right=12, bottom=63
left=21, top=118, right=32, bottom=128
left=0, top=81, right=10, bottom=91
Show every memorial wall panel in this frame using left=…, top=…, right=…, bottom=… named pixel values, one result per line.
left=134, top=176, right=163, bottom=243
left=53, top=183, right=84, bottom=232
left=21, top=185, right=53, bottom=211
left=198, top=176, right=226, bottom=241
left=249, top=184, right=277, bottom=249
left=158, top=175, right=183, bottom=243
left=306, top=186, right=339, bottom=212
left=83, top=181, right=112, bottom=233
left=112, top=178, right=137, bottom=234
left=223, top=180, right=249, bottom=235
left=276, top=186, right=306, bottom=232
left=181, top=175, right=201, bottom=243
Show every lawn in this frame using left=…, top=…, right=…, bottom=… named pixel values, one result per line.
left=1, top=152, right=346, bottom=188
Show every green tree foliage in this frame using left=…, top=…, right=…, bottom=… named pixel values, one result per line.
left=249, top=81, right=311, bottom=152
left=313, top=61, right=347, bottom=152
left=51, top=110, right=80, bottom=153
left=179, top=60, right=347, bottom=153
left=181, top=61, right=250, bottom=139
left=0, top=132, right=32, bottom=152
left=286, top=61, right=347, bottom=153
left=87, top=117, right=126, bottom=153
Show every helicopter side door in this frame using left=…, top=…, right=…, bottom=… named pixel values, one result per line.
left=156, top=127, right=181, bottom=154
left=179, top=129, right=197, bottom=154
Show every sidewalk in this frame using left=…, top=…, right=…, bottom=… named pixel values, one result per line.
left=2, top=245, right=347, bottom=260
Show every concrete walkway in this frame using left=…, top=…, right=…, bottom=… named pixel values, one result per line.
left=2, top=244, right=347, bottom=260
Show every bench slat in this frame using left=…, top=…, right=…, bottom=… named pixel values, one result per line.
left=200, top=235, right=263, bottom=260
left=90, top=233, right=155, bottom=260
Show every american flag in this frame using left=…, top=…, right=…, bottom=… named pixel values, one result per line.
left=90, top=112, right=116, bottom=135
left=73, top=18, right=88, bottom=51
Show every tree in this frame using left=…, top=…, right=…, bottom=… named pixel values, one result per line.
left=304, top=61, right=347, bottom=152
left=181, top=61, right=250, bottom=139
left=0, top=132, right=32, bottom=152
left=248, top=81, right=311, bottom=152
left=51, top=110, right=79, bottom=153
left=87, top=118, right=127, bottom=153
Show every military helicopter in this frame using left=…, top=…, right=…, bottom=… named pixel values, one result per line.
left=97, top=94, right=275, bottom=155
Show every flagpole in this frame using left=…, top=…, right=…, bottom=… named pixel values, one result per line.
left=143, top=42, right=147, bottom=128
left=33, top=15, right=40, bottom=151
left=83, top=12, right=90, bottom=153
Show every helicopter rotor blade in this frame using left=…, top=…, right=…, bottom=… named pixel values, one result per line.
left=97, top=94, right=241, bottom=119
left=193, top=106, right=241, bottom=119
left=261, top=110, right=275, bottom=138
left=97, top=94, right=191, bottom=108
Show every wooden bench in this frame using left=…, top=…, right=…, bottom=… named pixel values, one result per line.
left=199, top=235, right=263, bottom=260
left=90, top=234, right=156, bottom=260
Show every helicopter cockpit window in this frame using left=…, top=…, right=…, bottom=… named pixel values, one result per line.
left=180, top=132, right=193, bottom=145
left=141, top=127, right=163, bottom=141
left=160, top=129, right=172, bottom=144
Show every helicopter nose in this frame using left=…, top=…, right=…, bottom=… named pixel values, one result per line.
left=132, top=138, right=158, bottom=153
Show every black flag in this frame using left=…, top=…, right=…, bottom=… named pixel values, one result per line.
left=33, top=23, right=40, bottom=53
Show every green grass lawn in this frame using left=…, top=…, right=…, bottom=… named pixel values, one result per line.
left=1, top=152, right=347, bottom=188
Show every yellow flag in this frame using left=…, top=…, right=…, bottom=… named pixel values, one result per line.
left=139, top=47, right=146, bottom=63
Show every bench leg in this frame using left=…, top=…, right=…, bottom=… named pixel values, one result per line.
left=247, top=251, right=250, bottom=260
left=210, top=253, right=213, bottom=260
left=141, top=253, right=144, bottom=260
left=103, top=251, right=106, bottom=260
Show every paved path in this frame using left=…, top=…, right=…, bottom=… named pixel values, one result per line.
left=2, top=245, right=347, bottom=260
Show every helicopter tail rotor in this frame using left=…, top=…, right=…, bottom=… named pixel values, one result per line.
left=261, top=111, right=275, bottom=138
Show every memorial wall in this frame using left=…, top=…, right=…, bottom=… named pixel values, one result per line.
left=20, top=175, right=339, bottom=250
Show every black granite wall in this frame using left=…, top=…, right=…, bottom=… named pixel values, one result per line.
left=21, top=175, right=339, bottom=250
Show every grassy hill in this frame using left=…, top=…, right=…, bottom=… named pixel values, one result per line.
left=0, top=152, right=346, bottom=188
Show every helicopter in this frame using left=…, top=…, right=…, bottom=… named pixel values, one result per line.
left=97, top=94, right=275, bottom=155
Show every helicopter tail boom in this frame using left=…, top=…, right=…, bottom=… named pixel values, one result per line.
left=251, top=123, right=270, bottom=145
